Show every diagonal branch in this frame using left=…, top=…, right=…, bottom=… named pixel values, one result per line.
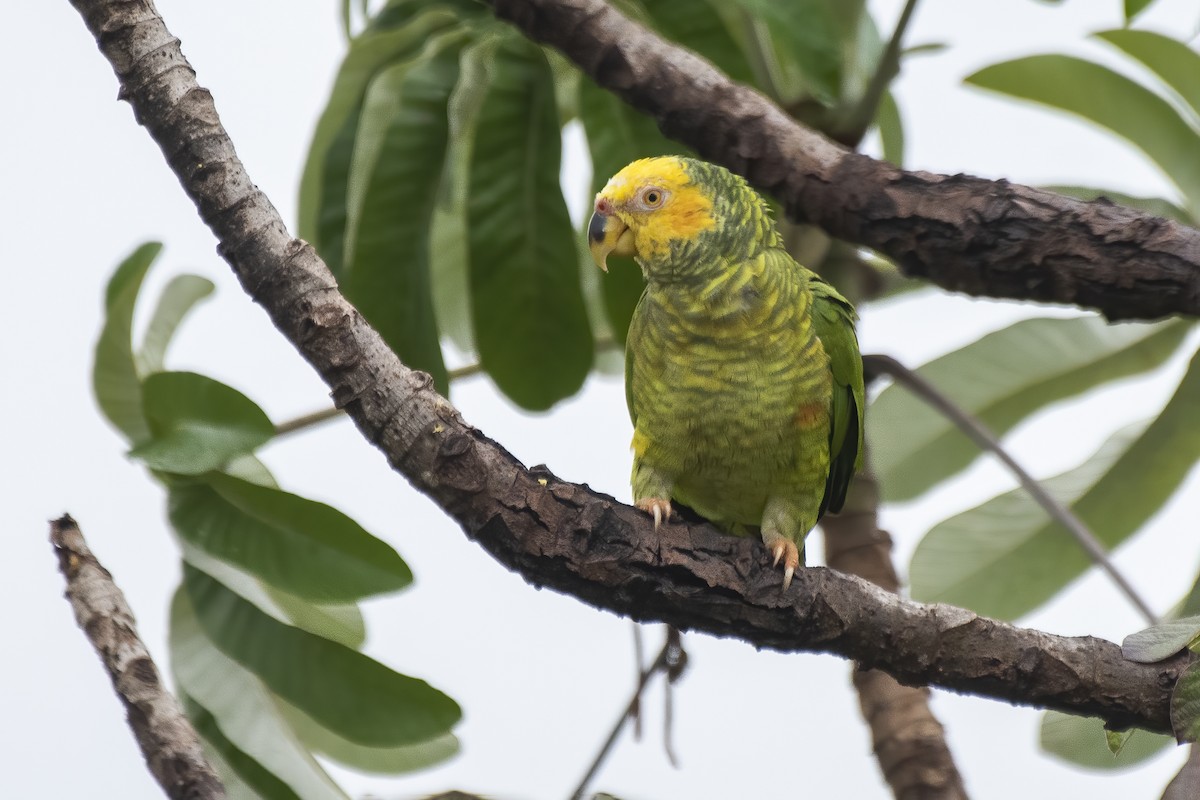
left=487, top=0, right=1200, bottom=322
left=67, top=0, right=1189, bottom=736
left=49, top=515, right=227, bottom=800
left=864, top=354, right=1158, bottom=625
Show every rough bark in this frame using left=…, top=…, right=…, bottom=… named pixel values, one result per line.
left=488, top=0, right=1200, bottom=323
left=50, top=515, right=226, bottom=800
left=824, top=471, right=969, bottom=800
left=66, top=0, right=1189, bottom=736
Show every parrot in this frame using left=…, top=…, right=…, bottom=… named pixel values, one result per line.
left=587, top=156, right=864, bottom=589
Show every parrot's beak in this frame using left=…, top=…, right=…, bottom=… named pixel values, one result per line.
left=587, top=205, right=636, bottom=272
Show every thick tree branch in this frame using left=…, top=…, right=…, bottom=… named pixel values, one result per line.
left=68, top=0, right=1189, bottom=736
left=49, top=515, right=226, bottom=800
left=488, top=0, right=1200, bottom=322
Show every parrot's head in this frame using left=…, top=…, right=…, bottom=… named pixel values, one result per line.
left=588, top=156, right=776, bottom=281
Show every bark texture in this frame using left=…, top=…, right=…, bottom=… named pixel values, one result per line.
left=824, top=472, right=969, bottom=800
left=50, top=515, right=226, bottom=800
left=489, top=0, right=1200, bottom=322
left=67, top=0, right=1189, bottom=738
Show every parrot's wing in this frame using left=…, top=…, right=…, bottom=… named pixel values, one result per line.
left=809, top=274, right=865, bottom=516
left=624, top=289, right=650, bottom=429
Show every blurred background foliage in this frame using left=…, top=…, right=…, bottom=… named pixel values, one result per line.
left=90, top=0, right=1200, bottom=794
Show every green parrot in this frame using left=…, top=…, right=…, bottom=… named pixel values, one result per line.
left=587, top=156, right=864, bottom=589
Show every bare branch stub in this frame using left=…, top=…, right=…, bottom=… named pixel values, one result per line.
left=49, top=515, right=226, bottom=800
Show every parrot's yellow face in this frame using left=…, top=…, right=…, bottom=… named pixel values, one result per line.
left=588, top=157, right=716, bottom=272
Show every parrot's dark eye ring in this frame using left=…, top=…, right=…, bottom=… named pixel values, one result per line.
left=640, top=188, right=666, bottom=209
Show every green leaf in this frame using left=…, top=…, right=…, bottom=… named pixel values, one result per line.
left=1123, top=616, right=1200, bottom=663
left=94, top=242, right=162, bottom=444
left=1174, top=661, right=1200, bottom=743
left=871, top=316, right=1189, bottom=502
left=911, top=350, right=1200, bottom=620
left=727, top=0, right=849, bottom=103
left=276, top=696, right=459, bottom=774
left=170, top=471, right=411, bottom=603
left=966, top=55, right=1200, bottom=214
left=641, top=0, right=756, bottom=87
left=466, top=33, right=594, bottom=409
left=1040, top=711, right=1172, bottom=769
left=1105, top=728, right=1133, bottom=756
left=341, top=34, right=465, bottom=394
left=1096, top=29, right=1200, bottom=124
left=185, top=566, right=461, bottom=747
left=297, top=10, right=462, bottom=269
left=180, top=541, right=366, bottom=649
left=1125, top=0, right=1157, bottom=22
left=876, top=90, right=904, bottom=166
left=136, top=274, right=215, bottom=376
left=172, top=590, right=350, bottom=800
left=188, top=695, right=303, bottom=800
left=1043, top=185, right=1193, bottom=225
left=129, top=372, right=274, bottom=474
left=578, top=76, right=683, bottom=344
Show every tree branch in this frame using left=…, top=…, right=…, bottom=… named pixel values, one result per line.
left=67, top=0, right=1189, bottom=736
left=487, top=0, right=1200, bottom=322
left=863, top=354, right=1159, bottom=625
left=49, top=515, right=226, bottom=800
left=824, top=468, right=968, bottom=799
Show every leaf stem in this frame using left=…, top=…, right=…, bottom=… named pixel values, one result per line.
left=837, top=0, right=920, bottom=145
left=864, top=354, right=1159, bottom=625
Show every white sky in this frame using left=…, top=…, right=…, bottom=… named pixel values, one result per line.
left=5, top=0, right=1200, bottom=798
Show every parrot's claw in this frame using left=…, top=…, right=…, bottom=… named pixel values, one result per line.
left=766, top=539, right=801, bottom=591
left=635, top=498, right=673, bottom=532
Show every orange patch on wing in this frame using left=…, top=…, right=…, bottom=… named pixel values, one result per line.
left=792, top=400, right=827, bottom=430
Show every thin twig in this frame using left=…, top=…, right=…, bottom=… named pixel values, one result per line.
left=273, top=360, right=487, bottom=437
left=837, top=0, right=920, bottom=144
left=274, top=337, right=620, bottom=438
left=864, top=354, right=1159, bottom=625
left=49, top=515, right=227, bottom=800
left=631, top=624, right=644, bottom=739
left=569, top=636, right=673, bottom=800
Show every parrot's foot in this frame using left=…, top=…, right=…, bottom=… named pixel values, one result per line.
left=762, top=535, right=801, bottom=591
left=635, top=497, right=673, bottom=531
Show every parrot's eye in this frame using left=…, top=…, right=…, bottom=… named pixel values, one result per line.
left=639, top=188, right=667, bottom=209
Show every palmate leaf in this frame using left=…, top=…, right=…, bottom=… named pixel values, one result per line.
left=871, top=316, right=1188, bottom=502
left=180, top=542, right=366, bottom=649
left=136, top=274, right=214, bottom=375
left=1040, top=712, right=1172, bottom=770
left=94, top=241, right=161, bottom=444
left=297, top=8, right=464, bottom=271
left=172, top=590, right=351, bottom=800
left=1095, top=30, right=1200, bottom=124
left=340, top=32, right=466, bottom=394
left=185, top=566, right=460, bottom=747
left=1123, top=616, right=1200, bottom=664
left=910, top=349, right=1200, bottom=620
left=1173, top=662, right=1200, bottom=743
left=641, top=0, right=755, bottom=87
left=466, top=32, right=593, bottom=409
left=170, top=472, right=411, bottom=603
left=966, top=55, right=1200, bottom=214
left=578, top=77, right=685, bottom=345
left=129, top=371, right=275, bottom=475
